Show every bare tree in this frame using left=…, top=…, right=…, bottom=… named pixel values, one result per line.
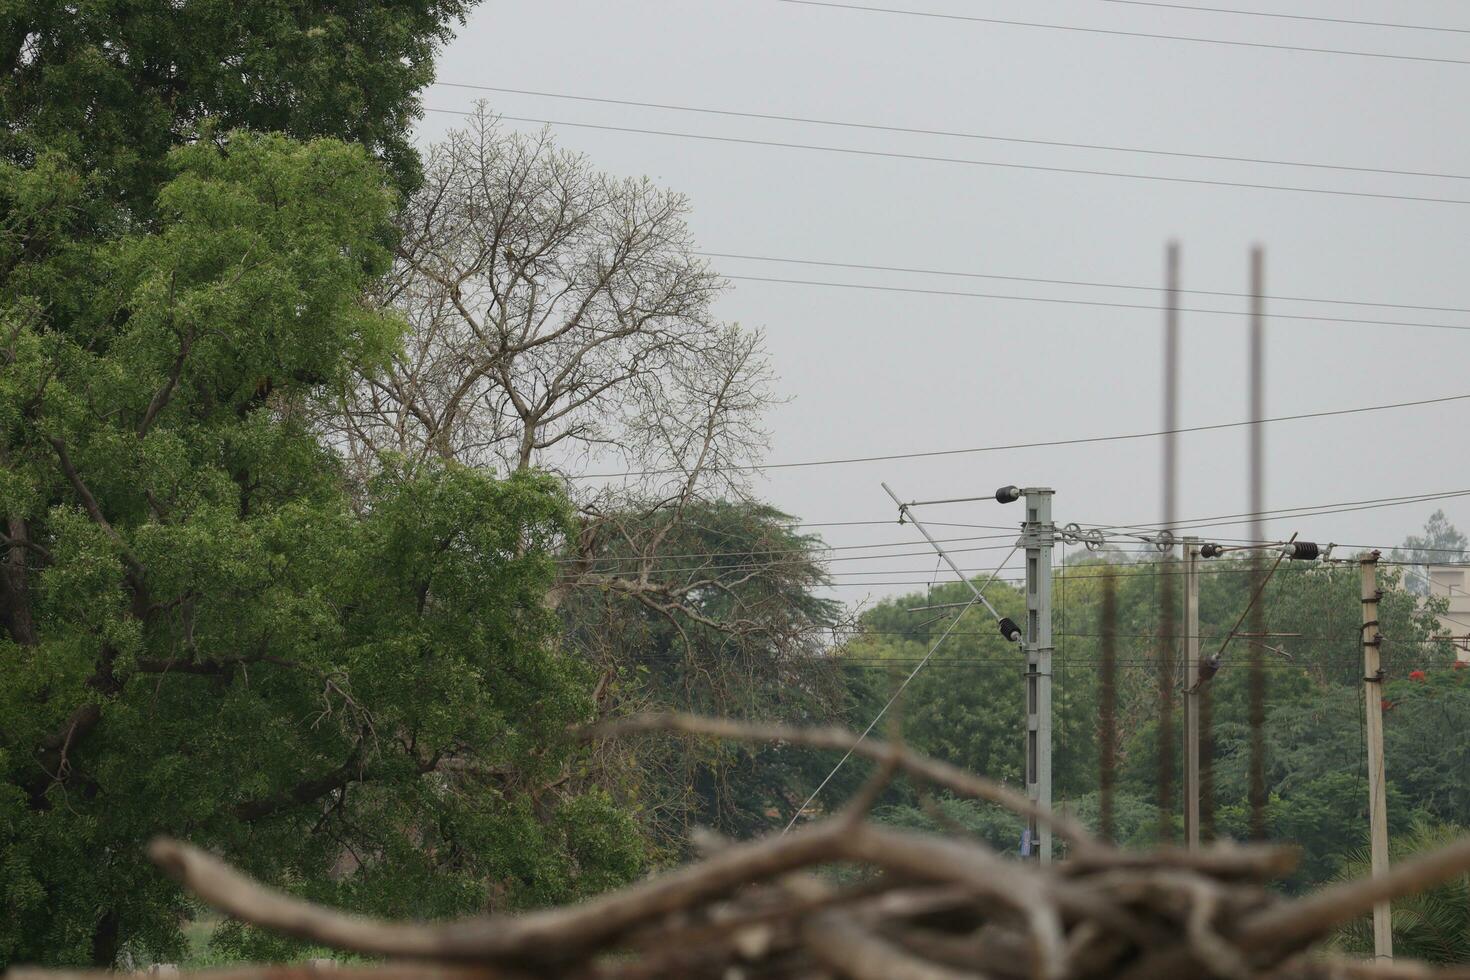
left=336, top=106, right=769, bottom=488
left=326, top=109, right=844, bottom=843
left=331, top=105, right=787, bottom=609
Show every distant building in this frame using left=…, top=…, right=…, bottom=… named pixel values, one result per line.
left=1423, top=564, right=1470, bottom=663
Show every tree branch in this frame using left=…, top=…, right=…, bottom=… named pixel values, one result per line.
left=44, top=435, right=147, bottom=584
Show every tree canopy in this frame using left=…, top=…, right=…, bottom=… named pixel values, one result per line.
left=1, top=1, right=656, bottom=968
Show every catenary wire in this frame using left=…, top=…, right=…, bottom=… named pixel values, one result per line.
left=564, top=515, right=1470, bottom=572
left=554, top=530, right=1017, bottom=564
left=780, top=592, right=982, bottom=831
left=1070, top=488, right=1470, bottom=538
left=781, top=544, right=1019, bottom=832
left=776, top=0, right=1470, bottom=67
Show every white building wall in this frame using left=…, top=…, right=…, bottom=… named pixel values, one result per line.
left=1424, top=564, right=1470, bottom=663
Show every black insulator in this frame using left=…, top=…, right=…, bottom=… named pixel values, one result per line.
left=1200, top=543, right=1224, bottom=558
left=995, top=485, right=1022, bottom=504
left=998, top=617, right=1023, bottom=642
left=1289, top=541, right=1321, bottom=561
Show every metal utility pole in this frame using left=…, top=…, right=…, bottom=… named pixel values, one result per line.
left=1361, top=551, right=1393, bottom=961
left=1182, top=536, right=1202, bottom=849
left=1022, top=488, right=1055, bottom=864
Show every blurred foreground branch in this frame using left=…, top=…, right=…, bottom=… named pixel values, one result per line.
left=16, top=714, right=1470, bottom=979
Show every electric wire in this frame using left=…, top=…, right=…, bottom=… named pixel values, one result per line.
left=782, top=545, right=1019, bottom=832
left=776, top=0, right=1470, bottom=67
left=432, top=81, right=1470, bottom=182
left=723, top=273, right=1470, bottom=333
left=780, top=592, right=981, bottom=831
left=565, top=534, right=1470, bottom=576
left=572, top=394, right=1470, bottom=478
left=556, top=530, right=1017, bottom=564
left=423, top=108, right=1470, bottom=208
left=701, top=251, right=1470, bottom=317
left=1096, top=1, right=1470, bottom=36
left=1071, top=488, right=1470, bottom=538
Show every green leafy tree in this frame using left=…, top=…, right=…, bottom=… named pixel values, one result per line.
left=837, top=575, right=1098, bottom=832
left=1379, top=665, right=1470, bottom=821
left=563, top=501, right=847, bottom=849
left=2, top=2, right=650, bottom=968
left=2, top=0, right=470, bottom=211
left=842, top=556, right=1453, bottom=885
left=2, top=131, right=641, bottom=969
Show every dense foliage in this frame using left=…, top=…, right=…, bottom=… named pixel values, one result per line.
left=843, top=551, right=1459, bottom=897
left=1, top=127, right=644, bottom=967
left=563, top=501, right=851, bottom=850
left=2, top=0, right=469, bottom=211
left=1335, top=819, right=1470, bottom=962
left=1, top=1, right=650, bottom=968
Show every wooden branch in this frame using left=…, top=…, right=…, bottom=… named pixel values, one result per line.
left=1240, top=834, right=1470, bottom=950
left=1270, top=957, right=1470, bottom=979
left=41, top=711, right=1470, bottom=980
left=149, top=820, right=852, bottom=962
left=147, top=840, right=453, bottom=959
left=1, top=530, right=53, bottom=563
left=1118, top=836, right=1470, bottom=980
left=44, top=435, right=146, bottom=582
left=235, top=745, right=365, bottom=822
left=7, top=966, right=528, bottom=980
left=138, top=327, right=194, bottom=438
left=804, top=909, right=987, bottom=980
left=1064, top=842, right=1299, bottom=883
left=838, top=824, right=1065, bottom=980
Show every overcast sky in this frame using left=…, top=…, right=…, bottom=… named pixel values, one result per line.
left=413, top=0, right=1470, bottom=603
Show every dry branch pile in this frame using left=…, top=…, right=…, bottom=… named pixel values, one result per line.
left=15, top=714, right=1470, bottom=980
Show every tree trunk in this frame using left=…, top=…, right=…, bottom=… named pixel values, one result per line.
left=2, top=517, right=39, bottom=646
left=91, top=909, right=121, bottom=968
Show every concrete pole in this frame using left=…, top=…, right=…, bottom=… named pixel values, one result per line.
left=1023, top=488, right=1055, bottom=864
left=1361, top=551, right=1393, bottom=961
left=1182, top=537, right=1202, bottom=850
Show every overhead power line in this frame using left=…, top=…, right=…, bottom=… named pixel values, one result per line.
left=555, top=530, right=1015, bottom=564
left=1073, top=488, right=1470, bottom=538
left=700, top=251, right=1470, bottom=317
left=572, top=392, right=1470, bottom=478
left=776, top=0, right=1470, bottom=67
left=432, top=81, right=1469, bottom=182
left=724, top=273, right=1470, bottom=333
left=422, top=108, right=1470, bottom=208
left=568, top=496, right=1470, bottom=574
left=1097, top=1, right=1470, bottom=36
left=783, top=543, right=1020, bottom=832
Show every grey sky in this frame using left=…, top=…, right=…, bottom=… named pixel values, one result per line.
left=415, top=0, right=1470, bottom=602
